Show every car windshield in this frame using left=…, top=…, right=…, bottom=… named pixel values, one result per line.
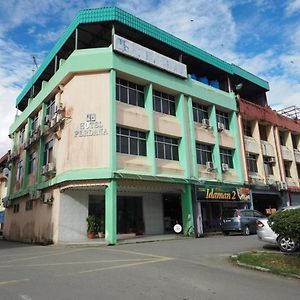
left=222, top=210, right=236, bottom=218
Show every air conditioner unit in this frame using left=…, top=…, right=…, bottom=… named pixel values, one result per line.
left=268, top=157, right=276, bottom=164
left=201, top=118, right=210, bottom=128
left=280, top=181, right=288, bottom=190
left=222, top=163, right=229, bottom=172
left=57, top=102, right=64, bottom=111
left=2, top=197, right=12, bottom=208
left=29, top=191, right=36, bottom=200
left=47, top=162, right=56, bottom=173
left=217, top=122, right=225, bottom=131
left=35, top=190, right=42, bottom=199
left=2, top=167, right=10, bottom=178
left=206, top=161, right=214, bottom=171
left=42, top=165, right=48, bottom=175
left=42, top=193, right=54, bottom=205
left=266, top=177, right=274, bottom=185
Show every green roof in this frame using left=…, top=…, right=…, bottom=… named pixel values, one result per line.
left=16, top=7, right=269, bottom=107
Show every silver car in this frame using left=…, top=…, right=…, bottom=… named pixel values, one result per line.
left=256, top=205, right=300, bottom=252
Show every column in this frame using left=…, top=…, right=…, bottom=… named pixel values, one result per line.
left=181, top=184, right=194, bottom=235
left=105, top=180, right=117, bottom=245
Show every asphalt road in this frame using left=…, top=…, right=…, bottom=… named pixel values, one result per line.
left=0, top=235, right=299, bottom=300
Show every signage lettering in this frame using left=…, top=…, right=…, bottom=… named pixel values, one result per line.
left=113, top=34, right=187, bottom=78
left=197, top=187, right=250, bottom=202
left=74, top=114, right=108, bottom=137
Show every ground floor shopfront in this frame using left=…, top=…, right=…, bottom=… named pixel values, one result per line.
left=3, top=179, right=194, bottom=245
left=194, top=185, right=251, bottom=235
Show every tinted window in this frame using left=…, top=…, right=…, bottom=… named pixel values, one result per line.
left=222, top=210, right=236, bottom=218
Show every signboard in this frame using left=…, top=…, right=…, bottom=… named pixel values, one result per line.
left=197, top=186, right=250, bottom=202
left=113, top=34, right=187, bottom=78
left=74, top=114, right=108, bottom=138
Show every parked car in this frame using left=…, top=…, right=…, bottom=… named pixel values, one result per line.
left=220, top=209, right=265, bottom=236
left=256, top=205, right=300, bottom=252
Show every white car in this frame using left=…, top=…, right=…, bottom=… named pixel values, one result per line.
left=256, top=205, right=300, bottom=252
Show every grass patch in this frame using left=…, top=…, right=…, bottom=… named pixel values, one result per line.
left=237, top=252, right=300, bottom=277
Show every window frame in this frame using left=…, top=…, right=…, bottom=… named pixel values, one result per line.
left=28, top=152, right=36, bottom=175
left=220, top=147, right=234, bottom=168
left=153, top=90, right=176, bottom=116
left=196, top=143, right=213, bottom=165
left=116, top=127, right=147, bottom=156
left=16, top=160, right=23, bottom=181
left=216, top=110, right=229, bottom=130
left=193, top=102, right=209, bottom=123
left=247, top=153, right=258, bottom=173
left=116, top=78, right=145, bottom=107
left=44, top=139, right=54, bottom=165
left=155, top=134, right=179, bottom=161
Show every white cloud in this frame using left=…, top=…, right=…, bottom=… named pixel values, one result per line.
left=285, top=0, right=300, bottom=15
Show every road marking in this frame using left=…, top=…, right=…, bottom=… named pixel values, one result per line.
left=1, top=248, right=87, bottom=264
left=57, top=257, right=174, bottom=277
left=19, top=294, right=32, bottom=300
left=102, top=248, right=171, bottom=260
left=25, top=258, right=152, bottom=267
left=0, top=279, right=29, bottom=286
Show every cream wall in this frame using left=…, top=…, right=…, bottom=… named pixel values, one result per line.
left=58, top=72, right=110, bottom=173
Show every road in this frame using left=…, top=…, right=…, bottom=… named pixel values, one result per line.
left=0, top=235, right=299, bottom=300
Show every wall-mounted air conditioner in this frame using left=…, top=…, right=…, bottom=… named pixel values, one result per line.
left=268, top=157, right=276, bottom=164
left=201, top=118, right=210, bottom=128
left=206, top=161, right=214, bottom=171
left=280, top=181, right=288, bottom=190
left=222, top=163, right=229, bottom=172
left=217, top=122, right=225, bottom=131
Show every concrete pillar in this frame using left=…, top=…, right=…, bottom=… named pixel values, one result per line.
left=105, top=180, right=117, bottom=245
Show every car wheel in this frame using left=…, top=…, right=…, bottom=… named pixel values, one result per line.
left=243, top=226, right=250, bottom=236
left=277, top=236, right=298, bottom=253
left=222, top=231, right=229, bottom=236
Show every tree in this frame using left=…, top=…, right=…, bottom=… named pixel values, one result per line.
left=268, top=209, right=300, bottom=242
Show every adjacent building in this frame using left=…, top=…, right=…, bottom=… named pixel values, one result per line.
left=2, top=7, right=286, bottom=245
left=0, top=152, right=9, bottom=233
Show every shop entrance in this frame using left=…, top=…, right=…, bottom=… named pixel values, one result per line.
left=252, top=193, right=282, bottom=216
left=201, top=201, right=247, bottom=233
left=117, top=196, right=144, bottom=235
left=163, top=194, right=182, bottom=233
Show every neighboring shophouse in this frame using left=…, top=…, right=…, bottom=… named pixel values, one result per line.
left=0, top=152, right=9, bottom=233
left=4, top=7, right=270, bottom=244
left=239, top=102, right=300, bottom=213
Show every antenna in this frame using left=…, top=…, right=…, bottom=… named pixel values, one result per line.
left=30, top=55, right=38, bottom=98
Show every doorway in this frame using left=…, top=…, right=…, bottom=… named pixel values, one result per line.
left=163, top=194, right=182, bottom=233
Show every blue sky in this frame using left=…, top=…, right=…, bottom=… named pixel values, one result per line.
left=0, top=0, right=300, bottom=155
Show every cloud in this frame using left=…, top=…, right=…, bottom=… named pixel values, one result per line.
left=285, top=0, right=300, bottom=15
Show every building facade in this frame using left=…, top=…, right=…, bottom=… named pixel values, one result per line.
left=239, top=101, right=300, bottom=213
left=4, top=7, right=270, bottom=244
left=0, top=153, right=9, bottom=233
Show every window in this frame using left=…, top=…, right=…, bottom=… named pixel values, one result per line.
left=216, top=110, right=229, bottom=129
left=13, top=204, right=20, bottom=213
left=116, top=127, right=146, bottom=156
left=25, top=200, right=33, bottom=211
left=220, top=148, right=233, bottom=168
left=297, top=163, right=300, bottom=178
left=19, top=128, right=25, bottom=144
left=247, top=153, right=258, bottom=173
left=196, top=143, right=212, bottom=165
left=44, top=140, right=54, bottom=165
left=193, top=103, right=209, bottom=123
left=153, top=90, right=176, bottom=116
left=243, top=120, right=252, bottom=137
left=284, top=162, right=291, bottom=178
left=116, top=78, right=144, bottom=107
left=259, top=124, right=268, bottom=141
left=46, top=98, right=56, bottom=118
left=292, top=134, right=299, bottom=149
left=155, top=134, right=179, bottom=160
left=279, top=131, right=286, bottom=146
left=263, top=157, right=273, bottom=175
left=16, top=160, right=23, bottom=181
left=31, top=114, right=39, bottom=131
left=28, top=152, right=36, bottom=174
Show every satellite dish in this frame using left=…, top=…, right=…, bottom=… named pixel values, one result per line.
left=2, top=167, right=10, bottom=178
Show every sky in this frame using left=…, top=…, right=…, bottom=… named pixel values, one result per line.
left=0, top=0, right=300, bottom=156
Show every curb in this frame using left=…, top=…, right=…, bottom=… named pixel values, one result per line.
left=231, top=252, right=300, bottom=279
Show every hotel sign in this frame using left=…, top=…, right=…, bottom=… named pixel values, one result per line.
left=74, top=114, right=108, bottom=137
left=113, top=34, right=187, bottom=78
left=197, top=186, right=250, bottom=202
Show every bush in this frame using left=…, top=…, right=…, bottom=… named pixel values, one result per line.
left=268, top=209, right=300, bottom=241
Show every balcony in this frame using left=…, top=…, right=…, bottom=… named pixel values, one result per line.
left=294, top=149, right=300, bottom=163
left=261, top=140, right=275, bottom=157
left=281, top=145, right=293, bottom=161
left=244, top=136, right=260, bottom=154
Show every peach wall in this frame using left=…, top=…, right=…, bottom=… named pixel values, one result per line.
left=154, top=113, right=181, bottom=137
left=58, top=72, right=110, bottom=173
left=194, top=124, right=214, bottom=144
left=117, top=153, right=151, bottom=173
